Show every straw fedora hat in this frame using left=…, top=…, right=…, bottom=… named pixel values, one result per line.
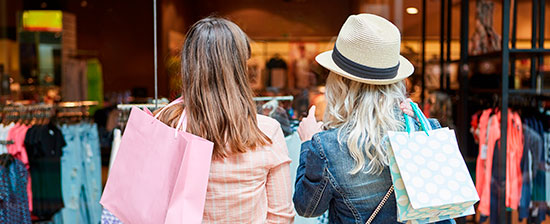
left=316, top=13, right=414, bottom=85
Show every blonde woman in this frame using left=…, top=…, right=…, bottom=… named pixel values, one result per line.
left=293, top=14, right=455, bottom=224
left=155, top=17, right=295, bottom=223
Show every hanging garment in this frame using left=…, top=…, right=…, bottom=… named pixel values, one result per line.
left=480, top=140, right=502, bottom=224
left=285, top=132, right=328, bottom=224
left=0, top=123, right=15, bottom=154
left=6, top=124, right=32, bottom=211
left=262, top=101, right=293, bottom=137
left=507, top=112, right=524, bottom=210
left=493, top=140, right=503, bottom=224
left=529, top=120, right=546, bottom=203
left=475, top=109, right=493, bottom=161
left=24, top=124, right=66, bottom=220
left=476, top=110, right=524, bottom=217
left=266, top=57, right=287, bottom=89
left=476, top=111, right=499, bottom=217
left=109, top=128, right=121, bottom=172
left=471, top=110, right=484, bottom=144
left=7, top=124, right=30, bottom=168
left=518, top=125, right=543, bottom=221
left=523, top=118, right=548, bottom=224
left=59, top=123, right=103, bottom=224
left=0, top=154, right=31, bottom=224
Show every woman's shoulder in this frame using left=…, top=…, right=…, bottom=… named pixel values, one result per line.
left=314, top=128, right=339, bottom=140
left=254, top=114, right=291, bottom=167
left=306, top=128, right=341, bottom=154
left=256, top=114, right=282, bottom=138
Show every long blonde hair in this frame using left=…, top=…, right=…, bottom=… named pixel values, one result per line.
left=155, top=17, right=271, bottom=159
left=323, top=73, right=406, bottom=175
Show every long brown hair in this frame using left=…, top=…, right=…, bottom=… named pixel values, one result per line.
left=155, top=17, right=271, bottom=159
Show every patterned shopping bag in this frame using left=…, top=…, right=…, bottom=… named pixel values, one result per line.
left=387, top=103, right=479, bottom=223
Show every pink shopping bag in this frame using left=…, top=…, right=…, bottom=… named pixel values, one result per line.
left=100, top=99, right=214, bottom=224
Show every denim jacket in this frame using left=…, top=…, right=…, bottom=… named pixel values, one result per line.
left=293, top=112, right=456, bottom=224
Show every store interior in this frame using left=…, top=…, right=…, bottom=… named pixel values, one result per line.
left=1, top=0, right=550, bottom=223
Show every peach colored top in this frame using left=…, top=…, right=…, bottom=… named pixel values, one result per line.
left=202, top=115, right=295, bottom=223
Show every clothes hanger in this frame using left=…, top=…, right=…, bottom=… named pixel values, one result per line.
left=39, top=108, right=47, bottom=125
left=0, top=153, right=14, bottom=168
left=28, top=107, right=37, bottom=126
left=0, top=111, right=7, bottom=126
left=16, top=109, right=24, bottom=125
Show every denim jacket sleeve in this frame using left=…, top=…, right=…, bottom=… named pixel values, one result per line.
left=292, top=135, right=334, bottom=217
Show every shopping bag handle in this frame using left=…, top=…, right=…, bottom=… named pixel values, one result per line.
left=153, top=97, right=187, bottom=137
left=154, top=97, right=183, bottom=119
left=404, top=102, right=431, bottom=136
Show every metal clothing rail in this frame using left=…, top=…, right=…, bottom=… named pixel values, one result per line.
left=117, top=103, right=168, bottom=110
left=57, top=101, right=98, bottom=108
left=1, top=104, right=53, bottom=112
left=117, top=96, right=294, bottom=110
left=1, top=101, right=98, bottom=111
left=1, top=101, right=99, bottom=122
left=253, top=96, right=294, bottom=101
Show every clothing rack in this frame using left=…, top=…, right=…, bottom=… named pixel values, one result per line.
left=436, top=0, right=550, bottom=223
left=253, top=96, right=294, bottom=102
left=1, top=104, right=53, bottom=111
left=116, top=103, right=168, bottom=130
left=56, top=101, right=98, bottom=119
left=1, top=101, right=99, bottom=119
left=0, top=101, right=99, bottom=147
left=1, top=101, right=98, bottom=110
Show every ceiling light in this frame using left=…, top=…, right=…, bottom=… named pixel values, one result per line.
left=406, top=7, right=419, bottom=15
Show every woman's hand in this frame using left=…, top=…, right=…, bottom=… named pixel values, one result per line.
left=298, top=106, right=323, bottom=142
left=400, top=98, right=416, bottom=119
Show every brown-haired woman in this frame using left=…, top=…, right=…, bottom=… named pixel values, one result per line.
left=155, top=17, right=295, bottom=223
